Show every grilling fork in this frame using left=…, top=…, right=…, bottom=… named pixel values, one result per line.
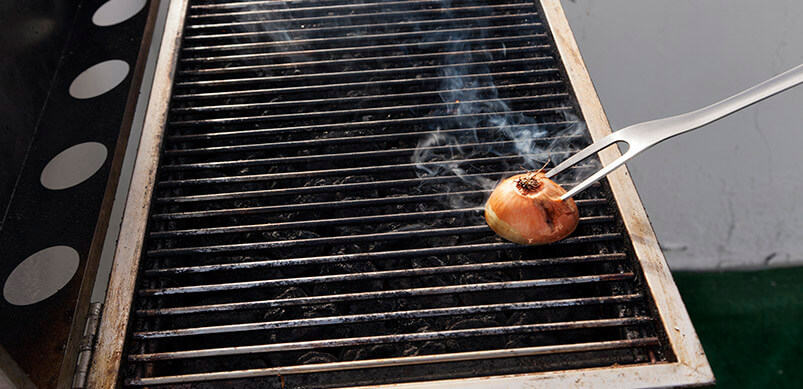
left=546, top=63, right=803, bottom=200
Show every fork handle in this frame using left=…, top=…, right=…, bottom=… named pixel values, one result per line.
left=554, top=63, right=803, bottom=200
left=677, top=63, right=803, bottom=136
left=617, top=63, right=803, bottom=152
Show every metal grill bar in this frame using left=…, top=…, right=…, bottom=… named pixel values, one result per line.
left=141, top=265, right=628, bottom=307
left=171, top=57, right=552, bottom=91
left=165, top=110, right=569, bottom=142
left=181, top=35, right=543, bottom=64
left=139, top=273, right=623, bottom=316
left=175, top=73, right=554, bottom=104
left=138, top=253, right=627, bottom=314
left=149, top=212, right=613, bottom=238
left=145, top=235, right=621, bottom=276
left=133, top=294, right=643, bottom=339
left=126, top=338, right=660, bottom=386
left=155, top=194, right=591, bottom=226
left=183, top=23, right=541, bottom=53
left=130, top=317, right=651, bottom=362
left=150, top=207, right=486, bottom=236
left=156, top=157, right=579, bottom=186
left=184, top=14, right=536, bottom=43
left=163, top=132, right=580, bottom=164
left=167, top=121, right=582, bottom=144
left=170, top=94, right=567, bottom=128
left=190, top=0, right=530, bottom=19
left=185, top=4, right=532, bottom=31
left=157, top=171, right=515, bottom=194
left=172, top=68, right=555, bottom=102
left=163, top=135, right=563, bottom=157
left=151, top=177, right=601, bottom=205
left=143, top=239, right=620, bottom=276
left=158, top=162, right=564, bottom=188
left=140, top=263, right=632, bottom=297
left=153, top=197, right=607, bottom=228
left=145, top=225, right=494, bottom=257
left=154, top=187, right=487, bottom=205
left=167, top=119, right=573, bottom=143
left=189, top=0, right=434, bottom=11
left=189, top=0, right=468, bottom=17
left=151, top=189, right=602, bottom=222
left=174, top=80, right=557, bottom=112
left=180, top=45, right=543, bottom=75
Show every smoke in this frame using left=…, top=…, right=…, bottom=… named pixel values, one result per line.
left=226, top=2, right=306, bottom=55
left=411, top=6, right=589, bottom=211
left=210, top=0, right=590, bottom=210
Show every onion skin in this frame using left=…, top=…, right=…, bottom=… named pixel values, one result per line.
left=484, top=172, right=579, bottom=245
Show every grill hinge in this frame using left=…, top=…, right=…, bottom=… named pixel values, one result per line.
left=71, top=302, right=103, bottom=389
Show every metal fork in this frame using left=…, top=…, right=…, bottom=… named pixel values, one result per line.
left=546, top=63, right=803, bottom=200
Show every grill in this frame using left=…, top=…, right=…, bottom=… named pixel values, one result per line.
left=89, top=0, right=713, bottom=387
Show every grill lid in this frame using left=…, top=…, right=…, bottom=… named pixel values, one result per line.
left=89, top=0, right=713, bottom=387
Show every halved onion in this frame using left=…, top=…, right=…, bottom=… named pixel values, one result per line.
left=484, top=171, right=579, bottom=244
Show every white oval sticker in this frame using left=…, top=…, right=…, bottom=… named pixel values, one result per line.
left=3, top=246, right=80, bottom=306
left=92, top=0, right=148, bottom=27
left=40, top=142, right=108, bottom=190
left=69, top=59, right=129, bottom=99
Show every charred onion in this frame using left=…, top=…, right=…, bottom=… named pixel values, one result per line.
left=484, top=170, right=579, bottom=244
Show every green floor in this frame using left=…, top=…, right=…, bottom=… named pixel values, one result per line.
left=673, top=266, right=803, bottom=388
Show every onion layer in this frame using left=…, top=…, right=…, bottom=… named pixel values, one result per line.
left=484, top=171, right=579, bottom=244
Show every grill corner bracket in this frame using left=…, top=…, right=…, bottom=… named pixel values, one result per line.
left=72, top=302, right=103, bottom=389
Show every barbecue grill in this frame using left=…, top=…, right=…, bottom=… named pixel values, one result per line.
left=87, top=0, right=714, bottom=387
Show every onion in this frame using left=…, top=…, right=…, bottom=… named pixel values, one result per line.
left=484, top=171, right=579, bottom=244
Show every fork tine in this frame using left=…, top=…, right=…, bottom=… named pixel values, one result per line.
left=560, top=151, right=632, bottom=200
left=544, top=133, right=620, bottom=179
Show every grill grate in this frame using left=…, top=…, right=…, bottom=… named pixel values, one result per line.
left=122, top=0, right=672, bottom=386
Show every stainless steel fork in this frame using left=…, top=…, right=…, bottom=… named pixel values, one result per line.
left=546, top=63, right=803, bottom=200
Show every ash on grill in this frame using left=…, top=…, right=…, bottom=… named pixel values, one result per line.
left=121, top=0, right=670, bottom=387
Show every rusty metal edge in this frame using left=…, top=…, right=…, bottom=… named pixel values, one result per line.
left=371, top=363, right=710, bottom=389
left=54, top=2, right=164, bottom=388
left=86, top=0, right=189, bottom=387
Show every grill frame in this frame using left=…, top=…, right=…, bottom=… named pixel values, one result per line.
left=88, top=0, right=714, bottom=387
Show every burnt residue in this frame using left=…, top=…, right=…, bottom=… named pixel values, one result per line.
left=119, top=0, right=669, bottom=386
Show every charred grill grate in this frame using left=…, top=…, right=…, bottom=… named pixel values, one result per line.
left=122, top=0, right=672, bottom=386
